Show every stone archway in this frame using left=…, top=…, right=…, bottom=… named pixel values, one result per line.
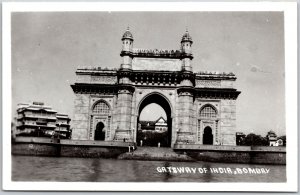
left=94, top=122, right=105, bottom=140
left=137, top=93, right=172, bottom=147
left=203, top=126, right=213, bottom=145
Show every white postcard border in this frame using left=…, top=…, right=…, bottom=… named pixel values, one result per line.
left=2, top=2, right=298, bottom=192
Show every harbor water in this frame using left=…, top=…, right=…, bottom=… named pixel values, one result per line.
left=12, top=156, right=286, bottom=182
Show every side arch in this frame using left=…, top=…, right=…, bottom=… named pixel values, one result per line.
left=89, top=99, right=111, bottom=141
left=197, top=103, right=220, bottom=145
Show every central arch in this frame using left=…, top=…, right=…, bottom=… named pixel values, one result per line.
left=137, top=93, right=173, bottom=147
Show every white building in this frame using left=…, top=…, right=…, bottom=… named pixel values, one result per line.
left=154, top=117, right=167, bottom=132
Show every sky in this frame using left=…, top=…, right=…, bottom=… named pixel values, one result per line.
left=11, top=12, right=285, bottom=136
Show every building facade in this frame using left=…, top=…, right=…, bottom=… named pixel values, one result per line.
left=56, top=113, right=72, bottom=138
left=71, top=28, right=240, bottom=147
left=137, top=116, right=167, bottom=132
left=139, top=121, right=155, bottom=131
left=266, top=130, right=283, bottom=147
left=154, top=117, right=168, bottom=132
left=16, top=102, right=71, bottom=138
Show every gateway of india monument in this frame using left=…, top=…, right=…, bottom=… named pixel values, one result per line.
left=71, top=28, right=241, bottom=147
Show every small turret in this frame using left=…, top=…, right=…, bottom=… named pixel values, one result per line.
left=120, top=27, right=134, bottom=69
left=121, top=27, right=134, bottom=52
left=180, top=29, right=193, bottom=72
left=181, top=29, right=193, bottom=54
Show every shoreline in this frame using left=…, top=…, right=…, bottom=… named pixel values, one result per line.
left=11, top=137, right=286, bottom=165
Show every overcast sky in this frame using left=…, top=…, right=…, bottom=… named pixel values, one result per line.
left=11, top=12, right=285, bottom=136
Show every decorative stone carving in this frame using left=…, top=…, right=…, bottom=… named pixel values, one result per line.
left=132, top=58, right=181, bottom=71
left=196, top=80, right=221, bottom=88
left=132, top=48, right=182, bottom=58
left=91, top=76, right=117, bottom=84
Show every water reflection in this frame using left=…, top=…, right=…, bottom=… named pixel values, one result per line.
left=162, top=161, right=172, bottom=182
left=202, top=162, right=213, bottom=182
left=12, top=156, right=286, bottom=182
left=87, top=158, right=100, bottom=181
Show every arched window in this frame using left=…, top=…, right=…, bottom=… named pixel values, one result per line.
left=92, top=101, right=110, bottom=114
left=200, top=105, right=217, bottom=118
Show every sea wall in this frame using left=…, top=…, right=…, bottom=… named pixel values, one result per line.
left=250, top=146, right=286, bottom=164
left=12, top=137, right=131, bottom=158
left=12, top=137, right=60, bottom=156
left=174, top=144, right=286, bottom=165
left=12, top=137, right=286, bottom=164
left=60, top=140, right=129, bottom=158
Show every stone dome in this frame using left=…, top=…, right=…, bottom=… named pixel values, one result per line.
left=181, top=30, right=193, bottom=43
left=122, top=27, right=133, bottom=41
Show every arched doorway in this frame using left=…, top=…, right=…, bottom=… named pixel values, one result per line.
left=94, top=122, right=105, bottom=140
left=198, top=104, right=218, bottom=145
left=203, top=126, right=213, bottom=145
left=137, top=93, right=172, bottom=147
left=90, top=100, right=111, bottom=141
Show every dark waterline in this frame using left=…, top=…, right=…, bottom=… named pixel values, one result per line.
left=12, top=156, right=286, bottom=182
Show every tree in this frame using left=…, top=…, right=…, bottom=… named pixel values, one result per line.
left=242, top=133, right=268, bottom=146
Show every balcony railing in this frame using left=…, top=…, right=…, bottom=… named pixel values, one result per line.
left=22, top=123, right=57, bottom=128
left=24, top=114, right=57, bottom=120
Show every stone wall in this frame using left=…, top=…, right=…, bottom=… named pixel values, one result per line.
left=174, top=144, right=286, bottom=164
left=114, top=90, right=133, bottom=141
left=220, top=99, right=237, bottom=145
left=12, top=138, right=131, bottom=158
left=176, top=92, right=195, bottom=143
left=12, top=143, right=60, bottom=157
left=72, top=94, right=90, bottom=140
left=60, top=145, right=127, bottom=158
left=249, top=151, right=286, bottom=164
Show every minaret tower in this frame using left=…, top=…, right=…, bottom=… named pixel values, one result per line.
left=120, top=27, right=134, bottom=70
left=176, top=29, right=195, bottom=144
left=114, top=27, right=135, bottom=141
left=180, top=29, right=193, bottom=72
